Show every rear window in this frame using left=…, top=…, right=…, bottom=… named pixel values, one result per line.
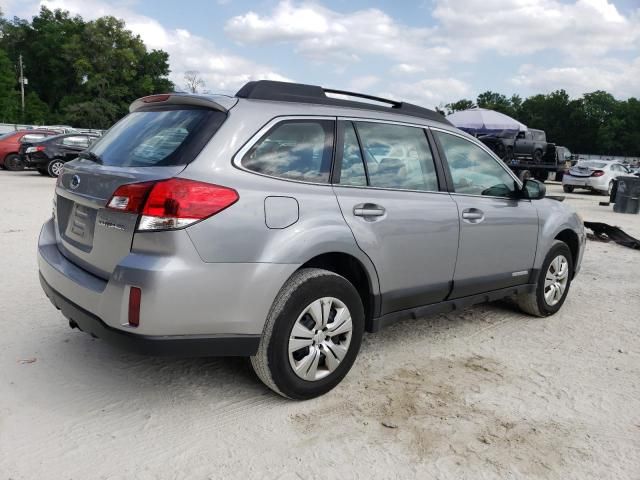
left=578, top=161, right=606, bottom=168
left=21, top=134, right=48, bottom=143
left=88, top=107, right=226, bottom=167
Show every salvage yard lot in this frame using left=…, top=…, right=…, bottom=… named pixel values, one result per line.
left=1, top=170, right=638, bottom=479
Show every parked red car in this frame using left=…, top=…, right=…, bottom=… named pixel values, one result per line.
left=0, top=130, right=58, bottom=170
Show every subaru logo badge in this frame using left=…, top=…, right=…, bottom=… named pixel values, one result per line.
left=70, top=175, right=81, bottom=190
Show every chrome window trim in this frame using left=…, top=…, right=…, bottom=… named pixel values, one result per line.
left=337, top=115, right=433, bottom=130
left=231, top=115, right=337, bottom=187
left=429, top=125, right=524, bottom=194
left=332, top=183, right=452, bottom=196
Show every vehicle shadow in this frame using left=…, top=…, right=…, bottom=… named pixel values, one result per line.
left=37, top=298, right=526, bottom=408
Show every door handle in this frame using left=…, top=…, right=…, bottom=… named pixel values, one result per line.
left=353, top=204, right=385, bottom=217
left=461, top=208, right=485, bottom=223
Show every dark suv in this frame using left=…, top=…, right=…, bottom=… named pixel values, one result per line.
left=21, top=133, right=100, bottom=177
left=480, top=128, right=551, bottom=163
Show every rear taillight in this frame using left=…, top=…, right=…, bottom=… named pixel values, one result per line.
left=591, top=170, right=605, bottom=177
left=106, top=178, right=239, bottom=231
left=107, top=181, right=155, bottom=213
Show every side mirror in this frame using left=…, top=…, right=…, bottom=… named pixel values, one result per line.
left=522, top=178, right=546, bottom=200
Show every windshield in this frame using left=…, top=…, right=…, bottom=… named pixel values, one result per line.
left=495, top=130, right=517, bottom=138
left=88, top=107, right=226, bottom=167
left=577, top=161, right=607, bottom=169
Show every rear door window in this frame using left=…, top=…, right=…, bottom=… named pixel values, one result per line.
left=339, top=122, right=367, bottom=186
left=352, top=122, right=439, bottom=191
left=89, top=107, right=226, bottom=167
left=241, top=120, right=334, bottom=183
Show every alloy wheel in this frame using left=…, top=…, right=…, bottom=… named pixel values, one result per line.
left=50, top=161, right=64, bottom=177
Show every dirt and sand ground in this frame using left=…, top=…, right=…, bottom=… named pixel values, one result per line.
left=1, top=170, right=638, bottom=479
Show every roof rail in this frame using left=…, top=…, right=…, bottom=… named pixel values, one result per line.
left=235, top=80, right=451, bottom=125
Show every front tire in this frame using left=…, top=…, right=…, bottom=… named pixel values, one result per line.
left=563, top=185, right=574, bottom=193
left=517, top=241, right=573, bottom=317
left=251, top=268, right=364, bottom=400
left=47, top=160, right=64, bottom=177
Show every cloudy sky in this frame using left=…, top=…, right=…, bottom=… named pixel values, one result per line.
left=2, top=0, right=639, bottom=107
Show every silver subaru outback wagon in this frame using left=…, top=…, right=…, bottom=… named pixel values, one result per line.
left=38, top=81, right=586, bottom=399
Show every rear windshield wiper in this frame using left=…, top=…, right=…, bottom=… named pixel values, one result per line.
left=79, top=151, right=103, bottom=164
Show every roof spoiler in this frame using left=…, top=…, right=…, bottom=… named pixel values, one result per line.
left=129, top=93, right=237, bottom=113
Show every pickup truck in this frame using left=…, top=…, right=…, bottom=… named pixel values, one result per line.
left=479, top=128, right=559, bottom=181
left=479, top=128, right=551, bottom=163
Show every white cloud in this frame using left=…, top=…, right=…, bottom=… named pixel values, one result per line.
left=224, top=0, right=640, bottom=99
left=512, top=57, right=640, bottom=98
left=381, top=77, right=472, bottom=108
left=225, top=1, right=449, bottom=69
left=432, top=0, right=640, bottom=59
left=37, top=0, right=290, bottom=93
left=347, top=75, right=380, bottom=91
left=227, top=0, right=639, bottom=64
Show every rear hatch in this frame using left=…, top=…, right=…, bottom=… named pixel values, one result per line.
left=54, top=96, right=231, bottom=279
left=569, top=161, right=607, bottom=177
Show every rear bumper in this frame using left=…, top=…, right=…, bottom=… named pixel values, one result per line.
left=24, top=154, right=49, bottom=168
left=563, top=175, right=608, bottom=189
left=40, top=273, right=260, bottom=356
left=38, top=217, right=299, bottom=343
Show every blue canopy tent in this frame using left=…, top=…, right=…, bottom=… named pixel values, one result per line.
left=446, top=107, right=527, bottom=136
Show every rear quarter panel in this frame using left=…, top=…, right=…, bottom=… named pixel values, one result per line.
left=181, top=101, right=381, bottom=298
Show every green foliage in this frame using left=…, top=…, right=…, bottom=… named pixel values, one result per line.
left=0, top=47, right=20, bottom=122
left=444, top=89, right=640, bottom=157
left=444, top=99, right=474, bottom=114
left=0, top=6, right=173, bottom=129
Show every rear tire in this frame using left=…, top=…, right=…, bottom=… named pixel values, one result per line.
left=47, top=160, right=64, bottom=177
left=563, top=185, right=574, bottom=193
left=533, top=149, right=543, bottom=163
left=4, top=153, right=24, bottom=171
left=517, top=241, right=573, bottom=317
left=251, top=268, right=364, bottom=400
left=604, top=181, right=613, bottom=196
left=505, top=146, right=514, bottom=162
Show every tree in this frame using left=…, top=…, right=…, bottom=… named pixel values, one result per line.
left=445, top=88, right=640, bottom=156
left=0, top=6, right=173, bottom=128
left=476, top=91, right=514, bottom=116
left=444, top=99, right=474, bottom=114
left=0, top=47, right=19, bottom=122
left=184, top=71, right=205, bottom=93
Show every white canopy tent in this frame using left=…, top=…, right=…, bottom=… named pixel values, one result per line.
left=446, top=107, right=527, bottom=135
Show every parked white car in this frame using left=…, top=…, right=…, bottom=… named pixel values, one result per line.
left=563, top=161, right=630, bottom=195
